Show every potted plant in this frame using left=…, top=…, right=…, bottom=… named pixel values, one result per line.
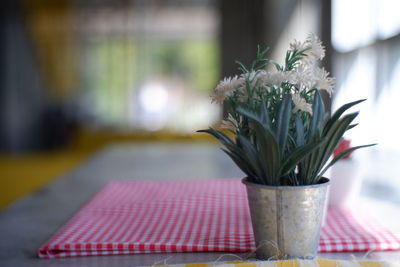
left=198, top=34, right=375, bottom=260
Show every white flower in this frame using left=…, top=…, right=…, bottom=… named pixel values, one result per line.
left=247, top=71, right=261, bottom=87
left=292, top=93, right=313, bottom=114
left=220, top=114, right=239, bottom=131
left=230, top=75, right=244, bottom=89
left=236, top=71, right=267, bottom=103
left=304, top=33, right=325, bottom=61
left=259, top=70, right=287, bottom=85
left=287, top=65, right=314, bottom=89
left=240, top=71, right=266, bottom=89
left=312, top=67, right=335, bottom=95
left=289, top=33, right=325, bottom=65
left=289, top=39, right=308, bottom=52
left=211, top=75, right=243, bottom=104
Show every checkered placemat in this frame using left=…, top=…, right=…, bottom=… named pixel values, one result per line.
left=38, top=179, right=400, bottom=258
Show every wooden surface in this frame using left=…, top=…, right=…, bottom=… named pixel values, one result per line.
left=0, top=143, right=399, bottom=267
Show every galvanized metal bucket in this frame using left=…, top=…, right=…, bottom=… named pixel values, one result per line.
left=242, top=177, right=330, bottom=260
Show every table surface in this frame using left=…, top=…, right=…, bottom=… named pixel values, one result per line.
left=1, top=143, right=400, bottom=267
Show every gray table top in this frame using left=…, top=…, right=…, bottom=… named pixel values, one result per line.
left=1, top=143, right=399, bottom=267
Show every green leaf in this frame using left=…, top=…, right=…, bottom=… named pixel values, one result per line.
left=272, top=62, right=283, bottom=71
left=275, top=94, right=292, bottom=151
left=237, top=107, right=281, bottom=184
left=311, top=112, right=359, bottom=182
left=254, top=125, right=281, bottom=185
left=295, top=113, right=305, bottom=146
left=197, top=129, right=253, bottom=173
left=318, top=143, right=377, bottom=178
left=237, top=107, right=262, bottom=125
left=300, top=134, right=322, bottom=181
left=237, top=135, right=265, bottom=180
left=221, top=148, right=258, bottom=181
left=280, top=139, right=325, bottom=177
left=309, top=90, right=325, bottom=139
left=260, top=101, right=272, bottom=129
left=347, top=123, right=359, bottom=131
left=197, top=128, right=235, bottom=146
left=324, top=99, right=366, bottom=135
left=300, top=109, right=360, bottom=184
left=235, top=60, right=248, bottom=73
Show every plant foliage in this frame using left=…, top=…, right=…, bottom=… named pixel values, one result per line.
left=198, top=35, right=375, bottom=186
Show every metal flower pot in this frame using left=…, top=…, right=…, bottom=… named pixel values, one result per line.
left=242, top=177, right=330, bottom=260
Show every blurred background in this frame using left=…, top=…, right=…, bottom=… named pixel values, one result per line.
left=0, top=0, right=399, bottom=209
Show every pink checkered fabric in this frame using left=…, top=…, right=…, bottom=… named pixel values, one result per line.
left=38, top=179, right=400, bottom=258
left=319, top=207, right=400, bottom=252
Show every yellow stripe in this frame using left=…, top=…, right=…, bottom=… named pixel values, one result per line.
left=358, top=262, right=382, bottom=267
left=148, top=258, right=392, bottom=267
left=234, top=263, right=257, bottom=267
left=317, top=258, right=343, bottom=267
left=298, top=260, right=320, bottom=267
left=277, top=260, right=300, bottom=267
left=186, top=264, right=208, bottom=267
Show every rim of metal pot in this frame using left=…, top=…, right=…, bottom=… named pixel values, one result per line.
left=242, top=177, right=330, bottom=190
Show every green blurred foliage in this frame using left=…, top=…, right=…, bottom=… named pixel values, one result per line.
left=84, top=38, right=219, bottom=126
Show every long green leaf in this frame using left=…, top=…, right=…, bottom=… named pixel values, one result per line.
left=237, top=135, right=265, bottom=180
left=347, top=123, right=359, bottom=131
left=311, top=112, right=359, bottom=183
left=260, top=101, right=272, bottom=129
left=238, top=107, right=281, bottom=184
left=301, top=110, right=359, bottom=184
left=275, top=94, right=292, bottom=151
left=324, top=99, right=365, bottom=135
left=280, top=139, right=325, bottom=177
left=318, top=143, right=377, bottom=178
left=301, top=134, right=323, bottom=181
left=304, top=92, right=325, bottom=180
left=221, top=148, right=258, bottom=180
left=309, top=90, right=325, bottom=139
left=237, top=107, right=262, bottom=124
left=197, top=129, right=255, bottom=176
left=256, top=124, right=281, bottom=184
left=197, top=128, right=235, bottom=146
left=295, top=113, right=305, bottom=146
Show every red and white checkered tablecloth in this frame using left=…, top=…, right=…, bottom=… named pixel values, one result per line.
left=38, top=179, right=400, bottom=258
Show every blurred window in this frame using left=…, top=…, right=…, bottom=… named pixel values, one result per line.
left=333, top=0, right=400, bottom=52
left=332, top=0, right=400, bottom=202
left=75, top=1, right=220, bottom=132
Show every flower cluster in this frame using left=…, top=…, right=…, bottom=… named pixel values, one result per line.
left=211, top=34, right=335, bottom=129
